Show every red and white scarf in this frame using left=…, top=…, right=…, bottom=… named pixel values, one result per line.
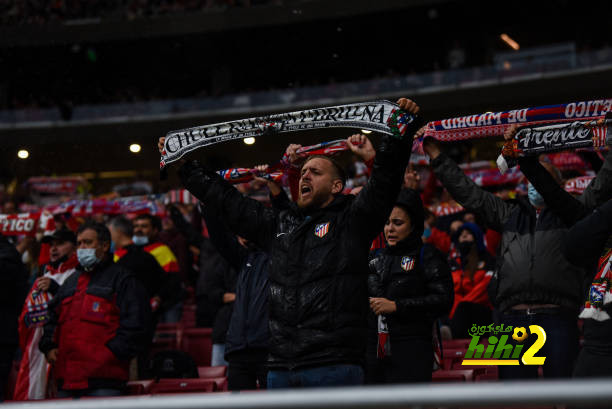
left=579, top=249, right=612, bottom=322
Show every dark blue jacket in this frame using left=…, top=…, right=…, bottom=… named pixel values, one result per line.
left=201, top=206, right=269, bottom=358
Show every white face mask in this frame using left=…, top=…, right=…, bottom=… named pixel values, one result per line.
left=77, top=248, right=99, bottom=269
left=132, top=235, right=149, bottom=246
left=21, top=250, right=30, bottom=264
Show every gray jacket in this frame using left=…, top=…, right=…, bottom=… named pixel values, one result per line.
left=431, top=152, right=612, bottom=313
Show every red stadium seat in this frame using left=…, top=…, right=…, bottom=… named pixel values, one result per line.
left=126, top=380, right=154, bottom=395
left=150, top=378, right=216, bottom=394
left=208, top=377, right=228, bottom=391
left=432, top=369, right=474, bottom=382
left=181, top=328, right=213, bottom=366
left=198, top=366, right=227, bottom=378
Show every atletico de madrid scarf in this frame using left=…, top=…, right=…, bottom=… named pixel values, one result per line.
left=580, top=248, right=612, bottom=322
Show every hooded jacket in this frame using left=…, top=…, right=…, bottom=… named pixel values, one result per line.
left=179, top=128, right=418, bottom=370
left=431, top=153, right=612, bottom=313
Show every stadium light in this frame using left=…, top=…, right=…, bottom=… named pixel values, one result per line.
left=17, top=149, right=29, bottom=159
left=500, top=33, right=520, bottom=50
left=130, top=144, right=141, bottom=153
left=361, top=129, right=372, bottom=134
left=243, top=137, right=256, bottom=145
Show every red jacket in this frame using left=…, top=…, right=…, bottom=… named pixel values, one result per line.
left=39, top=259, right=150, bottom=390
left=450, top=265, right=493, bottom=318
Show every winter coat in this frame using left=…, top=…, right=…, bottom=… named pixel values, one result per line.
left=0, top=236, right=28, bottom=347
left=39, top=258, right=151, bottom=390
left=431, top=153, right=612, bottom=313
left=368, top=234, right=453, bottom=339
left=201, top=205, right=269, bottom=358
left=180, top=129, right=417, bottom=370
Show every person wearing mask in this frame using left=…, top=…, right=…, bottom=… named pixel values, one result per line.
left=366, top=188, right=453, bottom=383
left=39, top=222, right=151, bottom=398
left=168, top=98, right=422, bottom=388
left=132, top=214, right=183, bottom=323
left=447, top=222, right=494, bottom=338
left=14, top=229, right=78, bottom=400
left=421, top=125, right=612, bottom=379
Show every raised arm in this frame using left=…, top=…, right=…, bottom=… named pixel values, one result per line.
left=424, top=138, right=513, bottom=231
left=178, top=160, right=277, bottom=251
left=350, top=98, right=421, bottom=240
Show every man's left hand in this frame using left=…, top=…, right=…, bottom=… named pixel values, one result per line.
left=369, top=297, right=397, bottom=315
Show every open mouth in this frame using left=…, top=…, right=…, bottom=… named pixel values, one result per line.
left=300, top=185, right=312, bottom=196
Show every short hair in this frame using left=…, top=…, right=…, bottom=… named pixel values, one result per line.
left=109, top=216, right=133, bottom=237
left=302, top=155, right=347, bottom=189
left=134, top=213, right=162, bottom=232
left=77, top=221, right=111, bottom=244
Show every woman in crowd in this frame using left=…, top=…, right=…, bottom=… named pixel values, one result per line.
left=366, top=188, right=453, bottom=384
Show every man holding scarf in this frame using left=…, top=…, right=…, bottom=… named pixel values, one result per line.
left=175, top=97, right=421, bottom=388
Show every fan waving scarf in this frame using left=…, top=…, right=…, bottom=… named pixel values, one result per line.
left=160, top=100, right=417, bottom=169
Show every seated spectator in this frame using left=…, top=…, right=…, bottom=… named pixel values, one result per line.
left=366, top=188, right=453, bottom=384
left=39, top=222, right=151, bottom=398
left=447, top=222, right=494, bottom=338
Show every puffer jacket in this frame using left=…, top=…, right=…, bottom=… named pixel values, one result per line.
left=431, top=152, right=612, bottom=313
left=180, top=128, right=418, bottom=370
left=368, top=234, right=453, bottom=338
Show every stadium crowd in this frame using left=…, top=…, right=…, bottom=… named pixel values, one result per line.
left=1, top=97, right=611, bottom=400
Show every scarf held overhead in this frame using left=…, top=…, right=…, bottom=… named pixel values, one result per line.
left=160, top=100, right=416, bottom=169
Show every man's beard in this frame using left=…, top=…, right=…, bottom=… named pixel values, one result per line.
left=297, top=188, right=332, bottom=210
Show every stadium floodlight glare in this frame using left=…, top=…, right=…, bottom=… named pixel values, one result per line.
left=243, top=137, right=256, bottom=145
left=500, top=33, right=520, bottom=50
left=361, top=129, right=372, bottom=134
left=130, top=144, right=142, bottom=153
left=18, top=149, right=29, bottom=159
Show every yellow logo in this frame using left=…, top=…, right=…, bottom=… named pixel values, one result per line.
left=461, top=324, right=547, bottom=366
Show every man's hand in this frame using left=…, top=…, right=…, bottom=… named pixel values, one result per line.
left=403, top=164, right=421, bottom=189
left=285, top=144, right=304, bottom=167
left=158, top=137, right=165, bottom=154
left=46, top=349, right=58, bottom=364
left=422, top=135, right=441, bottom=160
left=36, top=277, right=52, bottom=292
left=397, top=98, right=420, bottom=115
left=346, top=134, right=375, bottom=162
left=223, top=293, right=236, bottom=303
left=504, top=124, right=519, bottom=142
left=252, top=164, right=282, bottom=196
left=369, top=297, right=397, bottom=315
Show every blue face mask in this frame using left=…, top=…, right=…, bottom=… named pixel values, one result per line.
left=132, top=235, right=149, bottom=246
left=77, top=248, right=99, bottom=269
left=110, top=241, right=116, bottom=254
left=527, top=184, right=546, bottom=208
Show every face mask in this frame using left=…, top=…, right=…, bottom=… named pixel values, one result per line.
left=457, top=241, right=475, bottom=260
left=422, top=227, right=432, bottom=239
left=77, top=248, right=99, bottom=269
left=110, top=241, right=116, bottom=254
left=21, top=250, right=30, bottom=264
left=132, top=235, right=149, bottom=246
left=527, top=184, right=546, bottom=208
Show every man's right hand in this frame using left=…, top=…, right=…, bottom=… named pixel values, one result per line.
left=46, top=349, right=58, bottom=364
left=36, top=277, right=52, bottom=291
left=285, top=144, right=304, bottom=167
left=422, top=126, right=441, bottom=160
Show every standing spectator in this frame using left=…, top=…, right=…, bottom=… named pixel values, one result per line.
left=39, top=222, right=151, bottom=398
left=108, top=216, right=169, bottom=378
left=175, top=98, right=421, bottom=388
left=447, top=222, right=494, bottom=338
left=422, top=130, right=612, bottom=379
left=132, top=214, right=183, bottom=323
left=0, top=234, right=29, bottom=402
left=366, top=188, right=453, bottom=383
left=14, top=229, right=78, bottom=400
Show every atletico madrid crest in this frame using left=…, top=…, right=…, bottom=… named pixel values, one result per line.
left=314, top=222, right=330, bottom=238
left=400, top=256, right=415, bottom=271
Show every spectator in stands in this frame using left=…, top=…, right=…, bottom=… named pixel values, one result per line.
left=366, top=188, right=453, bottom=384
left=108, top=216, right=168, bottom=377
left=0, top=233, right=29, bottom=402
left=133, top=214, right=183, bottom=323
left=159, top=215, right=191, bottom=285
left=39, top=222, right=151, bottom=398
left=447, top=222, right=494, bottom=338
left=175, top=97, right=421, bottom=388
left=422, top=126, right=612, bottom=379
left=14, top=229, right=78, bottom=400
